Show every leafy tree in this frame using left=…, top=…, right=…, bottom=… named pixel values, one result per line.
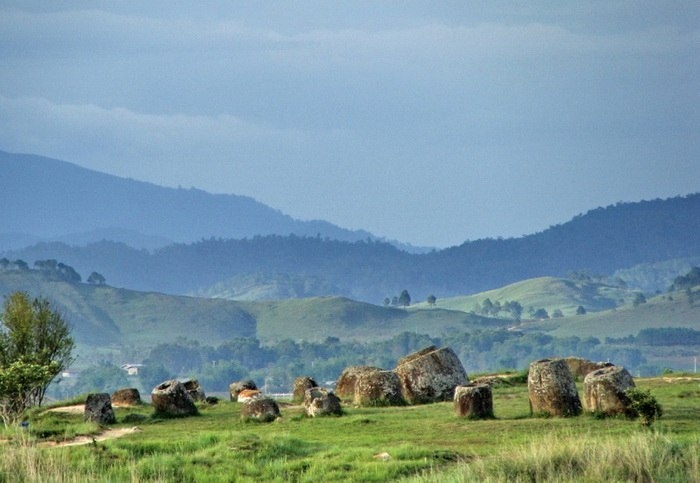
left=503, top=301, right=523, bottom=321
left=87, top=272, right=107, bottom=285
left=0, top=360, right=56, bottom=426
left=0, top=292, right=74, bottom=424
left=551, top=309, right=564, bottom=318
left=576, top=305, right=587, bottom=315
left=398, top=289, right=411, bottom=308
left=633, top=293, right=647, bottom=307
left=532, top=308, right=549, bottom=320
left=383, top=297, right=391, bottom=307
left=426, top=294, right=436, bottom=306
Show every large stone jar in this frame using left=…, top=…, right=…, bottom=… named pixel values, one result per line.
left=528, top=358, right=582, bottom=417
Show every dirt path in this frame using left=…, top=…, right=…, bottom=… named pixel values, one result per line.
left=41, top=405, right=140, bottom=447
left=39, top=426, right=140, bottom=448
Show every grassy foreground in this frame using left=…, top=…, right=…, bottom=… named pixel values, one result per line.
left=1, top=377, right=698, bottom=482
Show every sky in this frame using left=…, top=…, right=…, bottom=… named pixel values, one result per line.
left=1, top=1, right=698, bottom=248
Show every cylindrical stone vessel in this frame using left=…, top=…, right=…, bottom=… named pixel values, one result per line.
left=583, top=365, right=635, bottom=415
left=353, top=370, right=404, bottom=407
left=528, top=358, right=582, bottom=417
left=454, top=384, right=494, bottom=419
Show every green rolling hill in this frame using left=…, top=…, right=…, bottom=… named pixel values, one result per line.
left=418, top=276, right=640, bottom=316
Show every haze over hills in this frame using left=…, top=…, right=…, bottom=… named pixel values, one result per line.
left=2, top=149, right=700, bottom=302
left=0, top=150, right=412, bottom=251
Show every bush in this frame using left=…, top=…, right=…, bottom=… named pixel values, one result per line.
left=625, top=388, right=663, bottom=427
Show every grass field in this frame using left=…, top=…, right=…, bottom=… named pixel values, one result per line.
left=2, top=376, right=698, bottom=482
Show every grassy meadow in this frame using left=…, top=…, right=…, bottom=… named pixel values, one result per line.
left=2, top=376, right=698, bottom=482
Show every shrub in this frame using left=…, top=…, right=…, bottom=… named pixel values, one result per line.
left=625, top=388, right=663, bottom=427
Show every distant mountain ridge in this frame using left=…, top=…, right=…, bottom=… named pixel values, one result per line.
left=3, top=191, right=700, bottom=303
left=0, top=150, right=407, bottom=250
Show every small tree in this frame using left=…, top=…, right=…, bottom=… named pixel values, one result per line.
left=87, top=271, right=107, bottom=285
left=426, top=294, right=436, bottom=306
left=398, top=289, right=411, bottom=308
left=576, top=305, right=587, bottom=315
left=0, top=292, right=74, bottom=413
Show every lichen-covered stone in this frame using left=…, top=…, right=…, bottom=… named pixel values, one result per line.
left=84, top=393, right=116, bottom=425
left=240, top=397, right=280, bottom=422
left=304, top=387, right=342, bottom=417
left=528, top=358, right=582, bottom=417
left=151, top=379, right=198, bottom=417
left=353, top=370, right=404, bottom=407
left=335, top=366, right=383, bottom=401
left=454, top=384, right=494, bottom=419
left=394, top=346, right=468, bottom=404
left=111, top=388, right=141, bottom=406
left=564, top=357, right=614, bottom=381
left=583, top=365, right=635, bottom=415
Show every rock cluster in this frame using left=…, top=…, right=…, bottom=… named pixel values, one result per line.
left=336, top=346, right=468, bottom=407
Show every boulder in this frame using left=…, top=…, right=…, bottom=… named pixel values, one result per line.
left=304, top=387, right=342, bottom=417
left=229, top=379, right=257, bottom=402
left=240, top=397, right=281, bottom=422
left=564, top=357, right=614, bottom=381
left=394, top=346, right=468, bottom=404
left=151, top=379, right=198, bottom=417
left=583, top=365, right=636, bottom=416
left=181, top=378, right=206, bottom=402
left=528, top=359, right=582, bottom=417
left=292, top=376, right=318, bottom=403
left=84, top=393, right=116, bottom=425
left=353, top=370, right=404, bottom=407
left=111, top=388, right=142, bottom=406
left=335, top=366, right=383, bottom=401
left=454, top=384, right=494, bottom=419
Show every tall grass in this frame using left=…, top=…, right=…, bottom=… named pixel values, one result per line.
left=411, top=431, right=699, bottom=482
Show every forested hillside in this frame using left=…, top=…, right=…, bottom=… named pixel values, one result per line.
left=4, top=194, right=699, bottom=302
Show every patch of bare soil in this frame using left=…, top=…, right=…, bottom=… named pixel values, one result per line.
left=46, top=404, right=84, bottom=414
left=39, top=426, right=141, bottom=448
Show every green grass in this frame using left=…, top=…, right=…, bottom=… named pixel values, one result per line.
left=2, top=377, right=698, bottom=481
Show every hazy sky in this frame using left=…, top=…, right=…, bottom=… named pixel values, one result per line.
left=1, top=1, right=698, bottom=247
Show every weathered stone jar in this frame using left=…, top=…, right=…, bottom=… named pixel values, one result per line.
left=454, top=383, right=494, bottom=419
left=583, top=365, right=635, bottom=416
left=528, top=358, right=582, bottom=417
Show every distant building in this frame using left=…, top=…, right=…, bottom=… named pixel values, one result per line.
left=120, top=363, right=144, bottom=376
